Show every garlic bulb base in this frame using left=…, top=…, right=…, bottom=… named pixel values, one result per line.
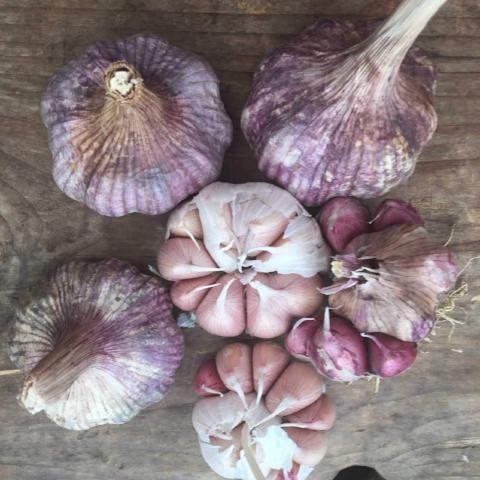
left=104, top=62, right=142, bottom=99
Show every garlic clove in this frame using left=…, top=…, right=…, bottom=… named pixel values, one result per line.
left=372, top=199, right=423, bottom=232
left=252, top=342, right=290, bottom=401
left=157, top=237, right=220, bottom=281
left=193, top=359, right=228, bottom=397
left=216, top=343, right=253, bottom=402
left=284, top=394, right=336, bottom=431
left=307, top=314, right=368, bottom=382
left=166, top=202, right=203, bottom=241
left=318, top=197, right=371, bottom=252
left=364, top=333, right=417, bottom=378
left=266, top=362, right=324, bottom=417
left=9, top=259, right=183, bottom=430
left=196, top=273, right=246, bottom=337
left=284, top=318, right=319, bottom=360
left=283, top=428, right=328, bottom=467
left=246, top=273, right=323, bottom=339
left=170, top=273, right=221, bottom=311
left=274, top=462, right=314, bottom=480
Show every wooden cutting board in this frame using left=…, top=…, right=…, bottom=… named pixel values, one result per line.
left=0, top=1, right=478, bottom=479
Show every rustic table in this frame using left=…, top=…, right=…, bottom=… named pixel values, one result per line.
left=0, top=1, right=479, bottom=479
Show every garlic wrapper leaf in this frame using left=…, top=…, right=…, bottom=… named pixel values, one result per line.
left=318, top=198, right=457, bottom=342
left=192, top=342, right=335, bottom=480
left=158, top=182, right=331, bottom=338
left=242, top=0, right=447, bottom=206
left=41, top=34, right=232, bottom=216
left=9, top=259, right=183, bottom=430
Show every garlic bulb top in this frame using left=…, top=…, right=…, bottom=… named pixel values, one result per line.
left=9, top=259, right=183, bottom=430
left=41, top=34, right=232, bottom=216
left=157, top=182, right=331, bottom=338
left=242, top=0, right=447, bottom=206
left=192, top=342, right=336, bottom=479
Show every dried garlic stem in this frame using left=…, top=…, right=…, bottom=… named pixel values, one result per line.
left=0, top=369, right=21, bottom=376
left=241, top=423, right=266, bottom=480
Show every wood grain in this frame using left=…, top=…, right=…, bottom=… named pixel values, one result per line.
left=0, top=1, right=479, bottom=480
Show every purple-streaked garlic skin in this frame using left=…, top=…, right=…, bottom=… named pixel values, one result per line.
left=318, top=197, right=371, bottom=252
left=372, top=199, right=424, bottom=232
left=192, top=342, right=335, bottom=480
left=9, top=259, right=183, bottom=430
left=365, top=333, right=417, bottom=378
left=41, top=34, right=232, bottom=217
left=242, top=6, right=440, bottom=206
left=159, top=182, right=330, bottom=338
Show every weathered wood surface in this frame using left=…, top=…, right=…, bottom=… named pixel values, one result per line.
left=0, top=1, right=479, bottom=479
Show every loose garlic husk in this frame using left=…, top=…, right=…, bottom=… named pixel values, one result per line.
left=192, top=342, right=335, bottom=479
left=9, top=259, right=183, bottom=430
left=158, top=182, right=331, bottom=338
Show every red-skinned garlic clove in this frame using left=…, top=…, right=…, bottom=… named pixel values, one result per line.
left=193, top=359, right=228, bottom=397
left=372, top=199, right=424, bottom=232
left=318, top=197, right=371, bottom=252
left=284, top=394, right=336, bottom=431
left=364, top=333, right=417, bottom=378
left=284, top=318, right=319, bottom=360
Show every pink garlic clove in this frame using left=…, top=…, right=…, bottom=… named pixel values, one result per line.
left=364, top=333, right=417, bottom=378
left=170, top=273, right=221, bottom=311
left=284, top=394, right=336, bottom=431
left=307, top=313, right=368, bottom=382
left=193, top=359, right=228, bottom=397
left=252, top=342, right=290, bottom=399
left=157, top=237, right=220, bottom=281
left=284, top=318, right=319, bottom=360
left=284, top=428, right=328, bottom=467
left=166, top=203, right=204, bottom=240
left=372, top=199, right=424, bottom=232
left=266, top=362, right=324, bottom=417
left=215, top=343, right=253, bottom=403
left=196, top=274, right=246, bottom=337
left=246, top=273, right=323, bottom=339
left=318, top=197, right=371, bottom=252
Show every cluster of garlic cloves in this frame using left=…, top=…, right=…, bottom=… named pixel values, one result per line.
left=158, top=182, right=331, bottom=338
left=192, top=342, right=335, bottom=479
left=9, top=259, right=183, bottom=430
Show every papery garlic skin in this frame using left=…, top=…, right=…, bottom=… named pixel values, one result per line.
left=41, top=34, right=232, bottom=216
left=242, top=0, right=446, bottom=205
left=9, top=259, right=183, bottom=430
left=192, top=342, right=335, bottom=480
left=158, top=182, right=330, bottom=338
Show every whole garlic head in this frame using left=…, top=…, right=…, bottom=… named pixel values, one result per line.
left=157, top=182, right=331, bottom=338
left=41, top=34, right=232, bottom=216
left=9, top=259, right=183, bottom=430
left=192, top=342, right=336, bottom=480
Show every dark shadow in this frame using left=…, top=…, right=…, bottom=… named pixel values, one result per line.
left=333, top=465, right=386, bottom=480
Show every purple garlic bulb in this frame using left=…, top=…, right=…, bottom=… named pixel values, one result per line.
left=41, top=34, right=232, bottom=216
left=242, top=0, right=447, bottom=206
left=319, top=197, right=458, bottom=342
left=9, top=259, right=184, bottom=430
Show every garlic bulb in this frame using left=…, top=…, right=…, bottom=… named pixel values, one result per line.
left=157, top=182, right=331, bottom=338
left=318, top=197, right=457, bottom=342
left=9, top=259, right=183, bottom=430
left=192, top=342, right=336, bottom=479
left=41, top=34, right=232, bottom=216
left=242, top=0, right=447, bottom=206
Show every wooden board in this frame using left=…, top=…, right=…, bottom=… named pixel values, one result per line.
left=0, top=1, right=479, bottom=479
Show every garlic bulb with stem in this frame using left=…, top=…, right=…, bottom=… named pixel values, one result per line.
left=41, top=34, right=232, bottom=216
left=158, top=182, right=331, bottom=338
left=242, top=0, right=447, bottom=206
left=9, top=259, right=183, bottom=430
left=192, top=342, right=336, bottom=480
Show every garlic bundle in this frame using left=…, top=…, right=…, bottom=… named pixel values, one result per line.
left=41, top=34, right=232, bottom=216
left=318, top=197, right=457, bottom=342
left=192, top=342, right=336, bottom=479
left=242, top=0, right=447, bottom=206
left=157, top=182, right=331, bottom=338
left=9, top=259, right=183, bottom=430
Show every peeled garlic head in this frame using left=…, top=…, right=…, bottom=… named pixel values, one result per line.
left=192, top=342, right=335, bottom=479
left=9, top=259, right=183, bottom=430
left=242, top=0, right=446, bottom=205
left=158, top=182, right=331, bottom=338
left=41, top=34, right=232, bottom=216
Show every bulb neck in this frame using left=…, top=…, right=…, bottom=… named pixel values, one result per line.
left=104, top=61, right=143, bottom=100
